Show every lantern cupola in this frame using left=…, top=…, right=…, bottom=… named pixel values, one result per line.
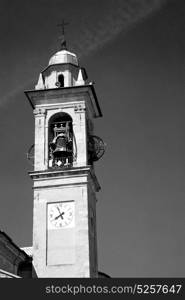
left=35, top=46, right=87, bottom=90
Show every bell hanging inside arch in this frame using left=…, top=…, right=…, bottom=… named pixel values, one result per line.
left=49, top=130, right=73, bottom=167
left=51, top=133, right=72, bottom=158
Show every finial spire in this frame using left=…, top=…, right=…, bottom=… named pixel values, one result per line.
left=57, top=20, right=69, bottom=50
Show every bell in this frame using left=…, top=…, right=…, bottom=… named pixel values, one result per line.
left=52, top=135, right=67, bottom=158
left=51, top=134, right=72, bottom=159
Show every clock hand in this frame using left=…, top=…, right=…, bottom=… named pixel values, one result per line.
left=55, top=211, right=65, bottom=220
left=57, top=206, right=62, bottom=215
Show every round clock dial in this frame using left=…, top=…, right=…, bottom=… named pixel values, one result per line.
left=48, top=202, right=74, bottom=228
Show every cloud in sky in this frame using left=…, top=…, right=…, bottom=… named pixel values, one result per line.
left=72, top=0, right=167, bottom=57
left=1, top=0, right=166, bottom=106
left=0, top=82, right=32, bottom=106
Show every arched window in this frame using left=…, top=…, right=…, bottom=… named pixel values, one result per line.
left=58, top=74, right=64, bottom=87
left=48, top=112, right=75, bottom=168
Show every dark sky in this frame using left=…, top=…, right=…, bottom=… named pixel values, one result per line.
left=0, top=0, right=184, bottom=277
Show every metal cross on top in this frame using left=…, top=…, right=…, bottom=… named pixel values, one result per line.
left=57, top=20, right=69, bottom=50
left=57, top=20, right=69, bottom=36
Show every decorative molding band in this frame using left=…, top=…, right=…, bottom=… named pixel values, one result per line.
left=29, top=166, right=101, bottom=192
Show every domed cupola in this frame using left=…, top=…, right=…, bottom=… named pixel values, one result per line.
left=49, top=49, right=78, bottom=66
left=35, top=35, right=87, bottom=90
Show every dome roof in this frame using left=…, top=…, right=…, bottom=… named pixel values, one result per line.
left=49, top=49, right=78, bottom=66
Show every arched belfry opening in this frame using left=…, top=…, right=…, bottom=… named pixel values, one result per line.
left=48, top=112, right=75, bottom=168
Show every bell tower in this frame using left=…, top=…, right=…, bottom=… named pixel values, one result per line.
left=25, top=37, right=105, bottom=277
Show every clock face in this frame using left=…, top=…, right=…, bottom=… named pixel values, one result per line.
left=48, top=202, right=74, bottom=229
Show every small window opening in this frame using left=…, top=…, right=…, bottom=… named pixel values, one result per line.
left=58, top=74, right=64, bottom=87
